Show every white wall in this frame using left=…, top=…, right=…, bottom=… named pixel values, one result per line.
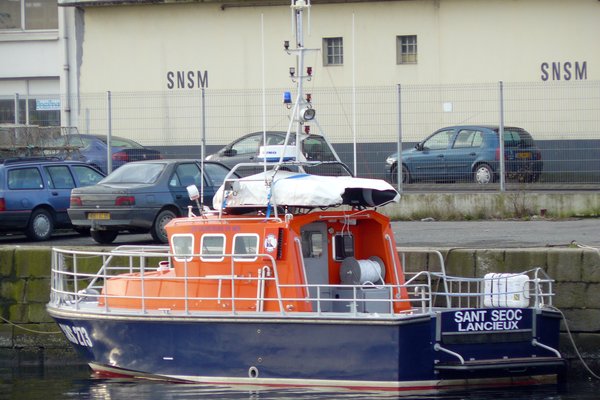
left=63, top=0, right=599, bottom=145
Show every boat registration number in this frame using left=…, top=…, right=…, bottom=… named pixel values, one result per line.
left=88, top=212, right=110, bottom=220
left=58, top=323, right=93, bottom=348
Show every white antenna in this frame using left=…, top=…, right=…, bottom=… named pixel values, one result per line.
left=261, top=14, right=267, bottom=175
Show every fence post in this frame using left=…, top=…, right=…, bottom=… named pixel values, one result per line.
left=396, top=84, right=403, bottom=192
left=107, top=90, right=113, bottom=174
left=499, top=81, right=506, bottom=192
left=201, top=87, right=206, bottom=205
left=14, top=93, right=19, bottom=124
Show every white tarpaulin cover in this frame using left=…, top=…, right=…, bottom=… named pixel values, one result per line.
left=213, top=171, right=400, bottom=210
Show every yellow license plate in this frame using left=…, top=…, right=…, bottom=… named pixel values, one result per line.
left=516, top=152, right=532, bottom=159
left=87, top=212, right=110, bottom=220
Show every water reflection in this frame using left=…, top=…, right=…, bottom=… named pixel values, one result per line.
left=1, top=365, right=598, bottom=400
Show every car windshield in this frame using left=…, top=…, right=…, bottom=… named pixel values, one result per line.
left=101, top=163, right=165, bottom=184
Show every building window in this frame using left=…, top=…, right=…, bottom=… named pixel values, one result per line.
left=0, top=0, right=58, bottom=31
left=397, top=35, right=417, bottom=64
left=0, top=97, right=60, bottom=126
left=323, top=37, right=343, bottom=66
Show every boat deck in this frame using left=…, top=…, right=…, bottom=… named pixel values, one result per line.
left=48, top=245, right=556, bottom=319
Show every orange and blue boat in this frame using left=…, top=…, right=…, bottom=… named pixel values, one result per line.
left=46, top=174, right=566, bottom=390
left=47, top=0, right=566, bottom=392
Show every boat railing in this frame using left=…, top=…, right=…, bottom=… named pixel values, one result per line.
left=49, top=247, right=432, bottom=317
left=398, top=248, right=555, bottom=309
left=223, top=160, right=349, bottom=183
left=49, top=248, right=554, bottom=318
left=428, top=267, right=555, bottom=309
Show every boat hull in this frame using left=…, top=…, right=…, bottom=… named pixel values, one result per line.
left=49, top=308, right=565, bottom=391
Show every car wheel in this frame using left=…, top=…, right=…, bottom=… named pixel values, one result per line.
left=389, top=164, right=397, bottom=184
left=151, top=209, right=176, bottom=243
left=474, top=164, right=494, bottom=184
left=401, top=164, right=411, bottom=184
left=91, top=229, right=118, bottom=244
left=25, top=209, right=54, bottom=241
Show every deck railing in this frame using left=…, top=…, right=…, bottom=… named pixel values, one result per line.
left=399, top=248, right=555, bottom=310
left=49, top=246, right=554, bottom=318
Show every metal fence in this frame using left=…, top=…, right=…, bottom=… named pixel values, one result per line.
left=3, top=80, right=599, bottom=190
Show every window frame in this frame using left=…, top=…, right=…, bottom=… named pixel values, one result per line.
left=44, top=165, right=75, bottom=189
left=423, top=129, right=453, bottom=151
left=396, top=35, right=418, bottom=65
left=200, top=234, right=226, bottom=262
left=232, top=233, right=259, bottom=262
left=231, top=135, right=262, bottom=156
left=171, top=233, right=194, bottom=262
left=323, top=37, right=344, bottom=66
left=7, top=167, right=43, bottom=190
left=71, top=165, right=105, bottom=186
left=0, top=0, right=59, bottom=31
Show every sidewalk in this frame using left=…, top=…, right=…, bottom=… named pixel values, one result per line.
left=391, top=218, right=600, bottom=248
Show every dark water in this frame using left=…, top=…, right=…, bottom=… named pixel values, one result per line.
left=0, top=365, right=598, bottom=400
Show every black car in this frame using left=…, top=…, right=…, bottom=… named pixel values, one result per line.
left=68, top=160, right=234, bottom=244
left=0, top=157, right=105, bottom=240
left=205, top=131, right=352, bottom=177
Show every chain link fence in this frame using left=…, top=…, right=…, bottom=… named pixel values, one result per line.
left=3, top=80, right=599, bottom=190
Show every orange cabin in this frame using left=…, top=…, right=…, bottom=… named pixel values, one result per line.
left=101, top=209, right=410, bottom=313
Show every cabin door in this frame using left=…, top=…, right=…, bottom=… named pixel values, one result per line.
left=300, top=222, right=332, bottom=312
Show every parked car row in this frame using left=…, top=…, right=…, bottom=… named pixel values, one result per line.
left=0, top=126, right=543, bottom=243
left=0, top=129, right=350, bottom=244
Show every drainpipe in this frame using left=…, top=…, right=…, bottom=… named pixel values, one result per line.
left=59, top=7, right=71, bottom=128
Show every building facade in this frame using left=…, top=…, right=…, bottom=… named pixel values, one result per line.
left=2, top=0, right=598, bottom=155
left=51, top=0, right=598, bottom=146
left=0, top=0, right=63, bottom=126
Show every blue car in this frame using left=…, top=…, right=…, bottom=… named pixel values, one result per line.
left=0, top=158, right=105, bottom=240
left=385, top=125, right=543, bottom=184
left=49, top=134, right=162, bottom=174
left=68, top=160, right=235, bottom=244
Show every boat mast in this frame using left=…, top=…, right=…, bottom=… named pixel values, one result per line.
left=281, top=0, right=316, bottom=167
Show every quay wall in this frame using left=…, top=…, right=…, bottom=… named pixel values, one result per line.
left=1, top=246, right=599, bottom=376
left=382, top=192, right=600, bottom=220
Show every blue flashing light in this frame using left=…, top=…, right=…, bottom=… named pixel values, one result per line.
left=283, top=91, right=292, bottom=104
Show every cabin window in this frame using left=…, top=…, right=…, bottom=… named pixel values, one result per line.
left=333, top=234, right=354, bottom=261
left=233, top=234, right=259, bottom=262
left=172, top=234, right=194, bottom=262
left=200, top=234, right=225, bottom=262
left=301, top=231, right=323, bottom=258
